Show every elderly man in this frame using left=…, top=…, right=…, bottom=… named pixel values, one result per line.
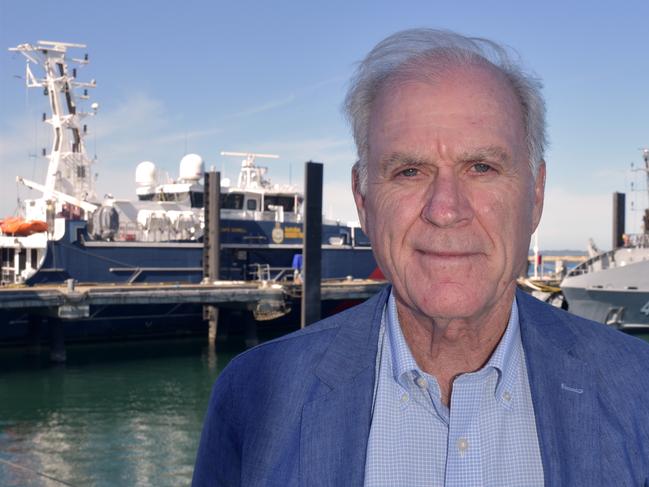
left=193, top=29, right=649, bottom=486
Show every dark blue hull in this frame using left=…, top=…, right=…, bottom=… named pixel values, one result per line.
left=1, top=219, right=379, bottom=345
left=27, top=219, right=377, bottom=285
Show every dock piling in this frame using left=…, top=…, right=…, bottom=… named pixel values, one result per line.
left=613, top=192, right=626, bottom=248
left=26, top=315, right=43, bottom=356
left=301, top=161, right=323, bottom=328
left=203, top=170, right=221, bottom=341
left=244, top=311, right=259, bottom=348
left=49, top=319, right=66, bottom=363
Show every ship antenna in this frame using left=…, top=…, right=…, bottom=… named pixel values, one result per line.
left=8, top=41, right=98, bottom=204
left=220, top=151, right=279, bottom=190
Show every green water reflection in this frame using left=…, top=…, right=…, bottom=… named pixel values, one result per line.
left=1, top=331, right=648, bottom=486
left=0, top=338, right=245, bottom=487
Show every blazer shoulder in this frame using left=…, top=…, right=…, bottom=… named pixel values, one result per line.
left=518, top=290, right=649, bottom=372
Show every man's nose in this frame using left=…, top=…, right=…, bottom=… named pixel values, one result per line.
left=421, top=170, right=472, bottom=227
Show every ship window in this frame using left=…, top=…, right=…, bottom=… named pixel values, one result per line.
left=221, top=193, right=244, bottom=210
left=190, top=191, right=204, bottom=208
left=246, top=199, right=257, bottom=211
left=156, top=192, right=189, bottom=202
left=264, top=195, right=295, bottom=212
left=138, top=194, right=154, bottom=201
left=19, top=250, right=26, bottom=272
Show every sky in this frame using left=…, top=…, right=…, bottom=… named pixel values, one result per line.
left=0, top=0, right=647, bottom=251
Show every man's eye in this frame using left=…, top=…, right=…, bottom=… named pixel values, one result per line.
left=399, top=168, right=419, bottom=177
left=471, top=163, right=492, bottom=174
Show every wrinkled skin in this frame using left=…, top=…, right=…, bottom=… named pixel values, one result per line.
left=353, top=64, right=545, bottom=367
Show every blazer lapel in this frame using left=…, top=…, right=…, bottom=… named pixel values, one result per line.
left=518, top=290, right=600, bottom=485
left=300, top=287, right=388, bottom=486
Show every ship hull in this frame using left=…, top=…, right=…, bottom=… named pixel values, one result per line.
left=561, top=256, right=649, bottom=328
left=24, top=220, right=377, bottom=285
left=0, top=219, right=380, bottom=345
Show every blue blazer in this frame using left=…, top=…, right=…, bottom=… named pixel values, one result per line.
left=193, top=287, right=649, bottom=486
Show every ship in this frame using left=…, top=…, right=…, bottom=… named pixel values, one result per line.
left=0, top=41, right=378, bottom=341
left=560, top=149, right=649, bottom=329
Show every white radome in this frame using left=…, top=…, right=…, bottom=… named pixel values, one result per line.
left=179, top=153, right=204, bottom=182
left=135, top=161, right=157, bottom=187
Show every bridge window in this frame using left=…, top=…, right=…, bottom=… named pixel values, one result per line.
left=220, top=193, right=244, bottom=210
left=190, top=191, right=204, bottom=208
left=264, top=195, right=295, bottom=212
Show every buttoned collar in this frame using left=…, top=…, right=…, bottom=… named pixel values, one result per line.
left=386, top=290, right=522, bottom=410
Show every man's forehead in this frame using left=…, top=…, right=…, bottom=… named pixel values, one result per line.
left=367, top=65, right=526, bottom=156
left=378, top=59, right=515, bottom=101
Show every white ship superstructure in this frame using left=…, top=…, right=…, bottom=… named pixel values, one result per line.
left=1, top=41, right=99, bottom=282
left=560, top=150, right=649, bottom=328
left=1, top=41, right=375, bottom=287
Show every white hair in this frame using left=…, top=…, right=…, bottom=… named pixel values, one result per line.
left=344, top=28, right=547, bottom=194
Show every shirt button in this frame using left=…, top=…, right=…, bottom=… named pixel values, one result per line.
left=401, top=393, right=409, bottom=403
left=457, top=438, right=469, bottom=453
left=503, top=391, right=512, bottom=401
left=415, top=377, right=427, bottom=389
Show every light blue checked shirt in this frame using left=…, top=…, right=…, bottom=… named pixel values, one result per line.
left=364, top=291, right=544, bottom=486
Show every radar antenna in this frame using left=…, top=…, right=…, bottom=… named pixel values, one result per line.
left=9, top=41, right=98, bottom=204
left=220, top=151, right=280, bottom=190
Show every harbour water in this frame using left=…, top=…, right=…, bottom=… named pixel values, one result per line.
left=1, top=324, right=647, bottom=486
left=0, top=334, right=255, bottom=487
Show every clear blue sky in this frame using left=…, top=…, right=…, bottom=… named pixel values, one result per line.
left=1, top=0, right=647, bottom=250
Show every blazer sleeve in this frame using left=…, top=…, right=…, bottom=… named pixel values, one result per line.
left=192, top=367, right=242, bottom=487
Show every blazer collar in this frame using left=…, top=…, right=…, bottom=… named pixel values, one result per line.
left=517, top=289, right=600, bottom=485
left=300, top=285, right=389, bottom=486
left=313, top=286, right=389, bottom=389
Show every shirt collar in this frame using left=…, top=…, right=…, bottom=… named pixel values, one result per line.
left=385, top=289, right=522, bottom=406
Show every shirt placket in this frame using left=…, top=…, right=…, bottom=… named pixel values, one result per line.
left=445, top=375, right=485, bottom=487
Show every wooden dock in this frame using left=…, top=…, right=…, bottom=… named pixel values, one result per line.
left=0, top=278, right=387, bottom=361
left=0, top=278, right=385, bottom=315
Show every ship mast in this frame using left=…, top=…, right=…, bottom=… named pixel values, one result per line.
left=643, top=149, right=649, bottom=203
left=643, top=149, right=649, bottom=236
left=220, top=151, right=279, bottom=190
left=9, top=41, right=97, bottom=203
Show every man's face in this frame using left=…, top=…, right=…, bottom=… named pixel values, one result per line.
left=353, top=65, right=545, bottom=322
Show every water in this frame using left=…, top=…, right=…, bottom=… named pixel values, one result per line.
left=0, top=337, right=245, bottom=487
left=1, top=329, right=648, bottom=487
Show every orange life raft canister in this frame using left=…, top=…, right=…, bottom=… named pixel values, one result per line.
left=0, top=217, right=48, bottom=236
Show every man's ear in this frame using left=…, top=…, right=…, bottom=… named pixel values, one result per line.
left=531, top=160, right=546, bottom=233
left=351, top=164, right=368, bottom=234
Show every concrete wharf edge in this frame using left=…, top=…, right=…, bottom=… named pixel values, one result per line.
left=0, top=279, right=388, bottom=311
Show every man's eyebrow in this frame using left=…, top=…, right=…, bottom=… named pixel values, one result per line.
left=380, top=152, right=430, bottom=175
left=457, top=146, right=510, bottom=163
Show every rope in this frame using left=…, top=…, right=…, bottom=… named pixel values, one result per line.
left=0, top=458, right=78, bottom=487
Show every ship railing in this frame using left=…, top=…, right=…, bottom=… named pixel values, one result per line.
left=247, top=263, right=295, bottom=282
left=568, top=234, right=649, bottom=277
left=628, top=232, right=649, bottom=248
left=566, top=249, right=615, bottom=277
left=114, top=221, right=141, bottom=242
